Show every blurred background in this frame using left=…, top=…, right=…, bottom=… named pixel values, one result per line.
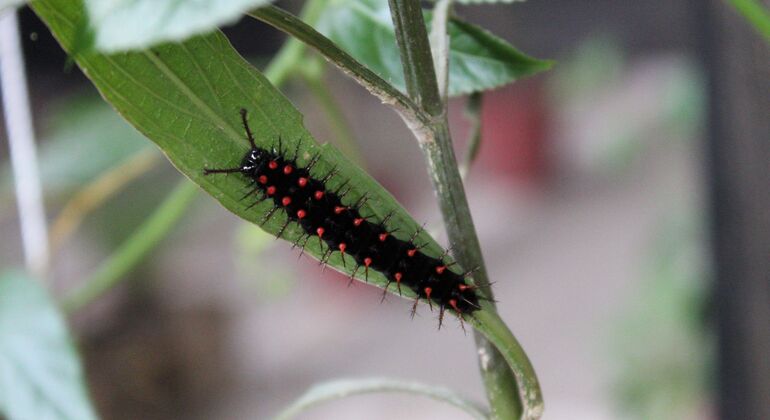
left=1, top=0, right=768, bottom=419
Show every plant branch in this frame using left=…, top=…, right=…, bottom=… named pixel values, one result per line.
left=387, top=0, right=541, bottom=418
left=428, top=0, right=452, bottom=103
left=248, top=5, right=431, bottom=129
left=62, top=180, right=198, bottom=313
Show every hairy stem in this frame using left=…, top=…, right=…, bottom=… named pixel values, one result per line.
left=387, top=0, right=541, bottom=418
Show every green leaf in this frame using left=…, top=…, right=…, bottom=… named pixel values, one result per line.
left=84, top=0, right=275, bottom=52
left=0, top=271, right=97, bottom=420
left=31, top=0, right=444, bottom=303
left=315, top=0, right=551, bottom=96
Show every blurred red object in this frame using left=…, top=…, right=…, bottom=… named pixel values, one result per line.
left=458, top=81, right=549, bottom=185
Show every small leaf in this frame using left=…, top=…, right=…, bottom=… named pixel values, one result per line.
left=316, top=0, right=551, bottom=96
left=0, top=271, right=98, bottom=420
left=84, top=0, right=275, bottom=52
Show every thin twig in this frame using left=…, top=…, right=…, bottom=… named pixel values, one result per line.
left=0, top=8, right=49, bottom=280
left=248, top=6, right=431, bottom=130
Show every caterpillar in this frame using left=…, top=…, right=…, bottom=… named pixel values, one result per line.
left=204, top=109, right=481, bottom=327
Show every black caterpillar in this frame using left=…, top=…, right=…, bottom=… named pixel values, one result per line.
left=205, top=109, right=481, bottom=326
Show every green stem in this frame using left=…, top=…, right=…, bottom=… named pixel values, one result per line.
left=63, top=179, right=198, bottom=313
left=727, top=0, right=770, bottom=42
left=387, top=0, right=443, bottom=116
left=248, top=6, right=430, bottom=128
left=387, top=1, right=541, bottom=418
left=298, top=58, right=365, bottom=167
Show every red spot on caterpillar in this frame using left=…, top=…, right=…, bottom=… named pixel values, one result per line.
left=449, top=299, right=460, bottom=312
left=316, top=227, right=325, bottom=238
left=458, top=284, right=471, bottom=291
left=424, top=287, right=433, bottom=299
left=283, top=165, right=293, bottom=175
left=314, top=191, right=324, bottom=200
left=338, top=242, right=347, bottom=253
left=297, top=209, right=306, bottom=219
left=282, top=196, right=292, bottom=206
left=435, top=265, right=446, bottom=274
left=395, top=272, right=403, bottom=282
left=378, top=233, right=388, bottom=242
left=334, top=206, right=346, bottom=214
left=298, top=177, right=308, bottom=187
left=407, top=249, right=417, bottom=257
left=268, top=161, right=278, bottom=170
left=354, top=218, right=364, bottom=227
left=258, top=175, right=268, bottom=184
left=364, top=257, right=372, bottom=267
left=266, top=186, right=276, bottom=196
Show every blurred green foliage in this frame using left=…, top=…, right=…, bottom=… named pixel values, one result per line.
left=0, top=270, right=98, bottom=420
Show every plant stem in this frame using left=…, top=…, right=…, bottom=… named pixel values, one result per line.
left=387, top=0, right=540, bottom=418
left=0, top=8, right=49, bottom=280
left=63, top=180, right=198, bottom=313
left=248, top=6, right=431, bottom=129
